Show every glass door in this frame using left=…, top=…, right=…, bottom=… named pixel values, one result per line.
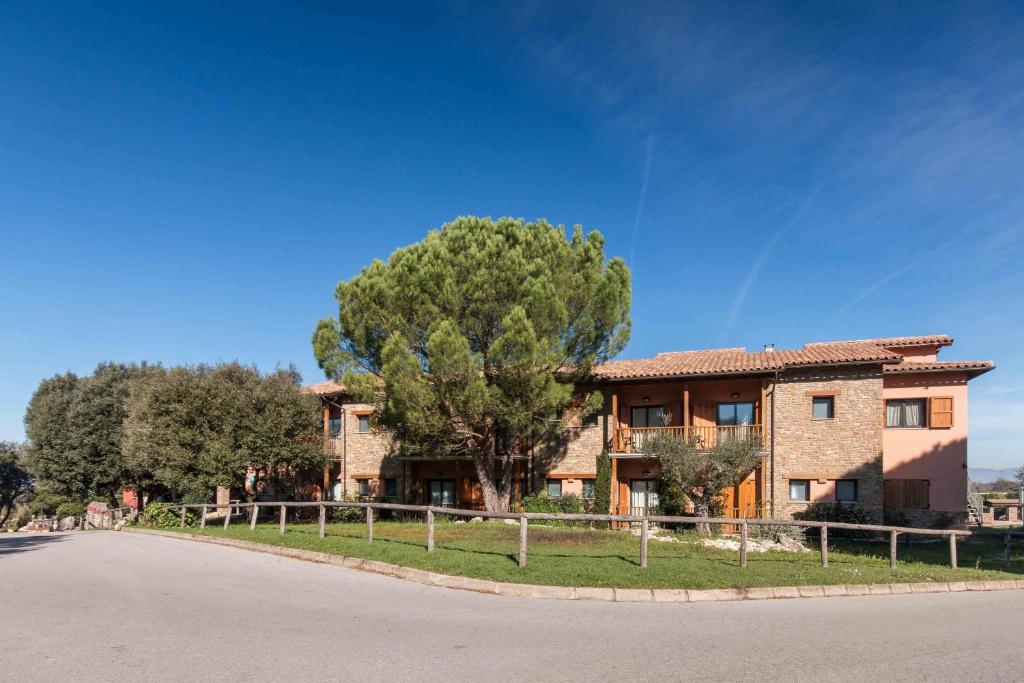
left=429, top=479, right=455, bottom=507
left=629, top=479, right=659, bottom=515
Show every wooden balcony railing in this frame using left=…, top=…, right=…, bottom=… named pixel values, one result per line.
left=612, top=425, right=762, bottom=453
left=324, top=435, right=343, bottom=459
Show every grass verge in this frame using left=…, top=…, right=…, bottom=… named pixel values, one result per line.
left=168, top=520, right=1023, bottom=590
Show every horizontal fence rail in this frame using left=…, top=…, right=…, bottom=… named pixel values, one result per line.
left=162, top=500, right=974, bottom=571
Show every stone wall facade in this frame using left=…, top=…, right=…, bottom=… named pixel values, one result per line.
left=768, top=367, right=885, bottom=521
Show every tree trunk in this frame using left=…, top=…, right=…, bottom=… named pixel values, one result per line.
left=696, top=501, right=711, bottom=537
left=472, top=444, right=514, bottom=513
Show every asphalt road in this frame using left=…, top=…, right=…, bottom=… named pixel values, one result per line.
left=2, top=531, right=1022, bottom=682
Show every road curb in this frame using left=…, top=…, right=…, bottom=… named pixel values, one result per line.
left=122, top=527, right=1023, bottom=603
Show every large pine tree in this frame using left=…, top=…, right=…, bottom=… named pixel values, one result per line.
left=313, top=216, right=631, bottom=511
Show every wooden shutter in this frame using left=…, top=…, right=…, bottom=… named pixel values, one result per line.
left=884, top=479, right=930, bottom=510
left=929, top=396, right=953, bottom=429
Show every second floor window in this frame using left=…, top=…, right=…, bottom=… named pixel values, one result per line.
left=328, top=417, right=341, bottom=436
left=886, top=399, right=925, bottom=428
left=356, top=414, right=370, bottom=433
left=812, top=396, right=834, bottom=420
left=717, top=402, right=755, bottom=426
left=631, top=405, right=665, bottom=428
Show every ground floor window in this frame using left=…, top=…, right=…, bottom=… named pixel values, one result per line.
left=356, top=479, right=370, bottom=497
left=995, top=507, right=1009, bottom=521
left=384, top=478, right=398, bottom=498
left=582, top=478, right=595, bottom=499
left=429, top=479, right=455, bottom=507
left=546, top=479, right=562, bottom=497
left=835, top=479, right=857, bottom=502
left=789, top=479, right=810, bottom=502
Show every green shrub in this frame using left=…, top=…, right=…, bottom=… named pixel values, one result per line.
left=521, top=492, right=585, bottom=526
left=594, top=451, right=611, bottom=516
left=883, top=508, right=909, bottom=527
left=793, top=502, right=877, bottom=539
left=141, top=502, right=197, bottom=528
left=55, top=501, right=87, bottom=519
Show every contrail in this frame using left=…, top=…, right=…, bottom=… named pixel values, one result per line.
left=391, top=150, right=429, bottom=222
left=628, top=76, right=665, bottom=273
left=722, top=183, right=822, bottom=335
left=836, top=231, right=971, bottom=314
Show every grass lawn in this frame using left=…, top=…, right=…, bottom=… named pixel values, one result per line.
left=169, top=519, right=1024, bottom=590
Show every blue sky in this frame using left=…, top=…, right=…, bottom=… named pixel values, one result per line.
left=1, top=2, right=1022, bottom=467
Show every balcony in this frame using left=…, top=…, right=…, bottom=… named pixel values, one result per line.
left=612, top=424, right=762, bottom=453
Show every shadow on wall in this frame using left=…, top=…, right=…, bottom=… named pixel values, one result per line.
left=0, top=533, right=69, bottom=557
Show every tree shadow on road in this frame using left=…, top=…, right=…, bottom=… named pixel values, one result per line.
left=0, top=533, right=69, bottom=557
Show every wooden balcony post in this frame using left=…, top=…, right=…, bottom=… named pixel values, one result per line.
left=683, top=384, right=690, bottom=437
left=611, top=391, right=619, bottom=451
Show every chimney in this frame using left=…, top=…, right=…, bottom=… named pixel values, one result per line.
left=763, top=344, right=775, bottom=353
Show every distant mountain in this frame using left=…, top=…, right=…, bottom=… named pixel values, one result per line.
left=969, top=468, right=1019, bottom=484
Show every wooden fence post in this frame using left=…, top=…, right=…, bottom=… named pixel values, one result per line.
left=179, top=507, right=186, bottom=528
left=200, top=505, right=207, bottom=530
left=890, top=530, right=898, bottom=570
left=223, top=505, right=231, bottom=530
left=319, top=504, right=326, bottom=539
left=279, top=505, right=286, bottom=535
left=640, top=518, right=649, bottom=569
left=820, top=525, right=828, bottom=567
left=250, top=504, right=259, bottom=531
left=949, top=532, right=957, bottom=569
left=518, top=515, right=527, bottom=568
left=740, top=521, right=748, bottom=568
left=426, top=506, right=435, bottom=552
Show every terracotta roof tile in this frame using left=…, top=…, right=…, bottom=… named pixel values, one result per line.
left=594, top=341, right=901, bottom=381
left=882, top=360, right=994, bottom=375
left=301, top=380, right=347, bottom=396
left=808, top=334, right=953, bottom=348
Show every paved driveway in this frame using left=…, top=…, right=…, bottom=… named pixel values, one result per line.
left=1, top=531, right=1021, bottom=682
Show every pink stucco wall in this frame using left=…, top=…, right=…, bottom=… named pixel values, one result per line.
left=882, top=372, right=969, bottom=512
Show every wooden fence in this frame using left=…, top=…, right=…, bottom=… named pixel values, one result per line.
left=161, top=501, right=976, bottom=572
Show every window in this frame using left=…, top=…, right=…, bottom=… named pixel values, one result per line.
left=886, top=399, right=926, bottom=428
left=631, top=405, right=665, bottom=428
left=328, top=417, right=341, bottom=436
left=384, top=478, right=398, bottom=498
left=356, top=414, right=370, bottom=433
left=812, top=396, right=834, bottom=420
left=356, top=479, right=370, bottom=497
left=582, top=479, right=595, bottom=498
left=546, top=479, right=562, bottom=497
left=717, top=401, right=755, bottom=426
left=789, top=479, right=810, bottom=502
left=835, top=479, right=857, bottom=502
left=582, top=412, right=599, bottom=427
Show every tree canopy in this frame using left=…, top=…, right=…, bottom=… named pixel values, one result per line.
left=122, top=363, right=325, bottom=502
left=0, top=442, right=33, bottom=528
left=24, top=363, right=158, bottom=504
left=313, top=216, right=631, bottom=511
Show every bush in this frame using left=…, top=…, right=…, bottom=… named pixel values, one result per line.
left=56, top=501, right=87, bottom=519
left=520, top=492, right=585, bottom=526
left=883, top=508, right=909, bottom=527
left=141, top=502, right=197, bottom=528
left=594, top=451, right=611, bottom=515
left=793, top=502, right=877, bottom=539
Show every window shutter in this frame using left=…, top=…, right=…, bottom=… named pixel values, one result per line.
left=929, top=396, right=953, bottom=429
